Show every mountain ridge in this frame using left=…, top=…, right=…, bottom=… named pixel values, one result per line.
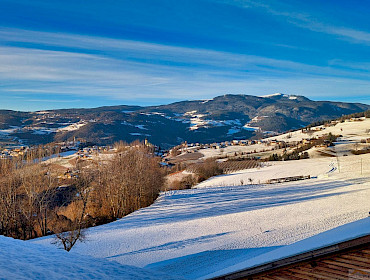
left=0, top=94, right=369, bottom=148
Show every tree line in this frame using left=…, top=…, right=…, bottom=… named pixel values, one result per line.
left=0, top=142, right=164, bottom=250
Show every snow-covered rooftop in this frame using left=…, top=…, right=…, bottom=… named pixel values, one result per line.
left=0, top=235, right=180, bottom=280
left=205, top=217, right=370, bottom=279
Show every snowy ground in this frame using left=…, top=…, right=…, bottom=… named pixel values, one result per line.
left=267, top=117, right=370, bottom=144
left=196, top=117, right=370, bottom=160
left=32, top=152, right=370, bottom=279
left=196, top=157, right=335, bottom=187
left=199, top=143, right=276, bottom=159
left=43, top=150, right=115, bottom=169
left=0, top=235, right=180, bottom=280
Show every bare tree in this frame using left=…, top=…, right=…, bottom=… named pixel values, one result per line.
left=53, top=170, right=91, bottom=251
left=0, top=171, right=20, bottom=238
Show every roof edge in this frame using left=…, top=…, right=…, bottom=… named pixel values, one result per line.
left=209, top=234, right=370, bottom=280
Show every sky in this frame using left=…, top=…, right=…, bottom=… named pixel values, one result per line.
left=1, top=0, right=370, bottom=111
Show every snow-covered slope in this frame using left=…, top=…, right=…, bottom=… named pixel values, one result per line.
left=32, top=153, right=370, bottom=279
left=196, top=157, right=335, bottom=187
left=0, top=235, right=180, bottom=280
left=267, top=118, right=370, bottom=144
left=199, top=143, right=273, bottom=159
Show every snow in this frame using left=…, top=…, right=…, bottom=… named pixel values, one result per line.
left=223, top=119, right=241, bottom=126
left=0, top=126, right=20, bottom=135
left=199, top=143, right=274, bottom=159
left=205, top=217, right=370, bottom=279
left=196, top=157, right=336, bottom=187
left=186, top=113, right=208, bottom=130
left=130, top=132, right=151, bottom=136
left=182, top=112, right=242, bottom=130
left=242, top=124, right=260, bottom=131
left=239, top=116, right=266, bottom=132
left=32, top=130, right=49, bottom=135
left=267, top=118, right=370, bottom=144
left=261, top=93, right=284, bottom=98
left=227, top=127, right=241, bottom=135
left=40, top=150, right=79, bottom=169
left=121, top=121, right=133, bottom=126
left=42, top=150, right=77, bottom=163
left=57, top=122, right=87, bottom=132
left=260, top=93, right=300, bottom=100
left=184, top=111, right=198, bottom=116
left=135, top=124, right=148, bottom=130
left=22, top=118, right=370, bottom=279
left=0, top=235, right=180, bottom=280
left=32, top=153, right=370, bottom=279
left=31, top=127, right=56, bottom=134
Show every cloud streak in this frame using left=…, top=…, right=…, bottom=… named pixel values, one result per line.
left=223, top=0, right=370, bottom=46
left=0, top=27, right=369, bottom=110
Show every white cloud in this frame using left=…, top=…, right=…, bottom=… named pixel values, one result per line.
left=0, top=28, right=369, bottom=104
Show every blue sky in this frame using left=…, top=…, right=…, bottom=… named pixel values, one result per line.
left=1, top=0, right=370, bottom=111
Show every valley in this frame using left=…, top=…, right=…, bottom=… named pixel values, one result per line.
left=0, top=94, right=368, bottom=148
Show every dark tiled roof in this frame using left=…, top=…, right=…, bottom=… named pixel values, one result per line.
left=210, top=234, right=370, bottom=280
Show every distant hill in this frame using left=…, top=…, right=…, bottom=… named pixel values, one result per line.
left=0, top=94, right=369, bottom=148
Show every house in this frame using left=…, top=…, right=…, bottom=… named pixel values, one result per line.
left=232, top=140, right=240, bottom=145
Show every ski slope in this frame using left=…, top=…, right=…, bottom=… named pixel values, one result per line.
left=32, top=153, right=370, bottom=279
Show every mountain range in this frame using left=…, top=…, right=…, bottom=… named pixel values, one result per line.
left=1, top=93, right=369, bottom=148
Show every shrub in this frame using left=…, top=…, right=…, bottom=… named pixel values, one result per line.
left=194, top=159, right=223, bottom=182
left=171, top=175, right=197, bottom=190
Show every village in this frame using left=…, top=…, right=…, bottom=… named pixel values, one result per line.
left=164, top=117, right=370, bottom=170
left=2, top=117, right=370, bottom=168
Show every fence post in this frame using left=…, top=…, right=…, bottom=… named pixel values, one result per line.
left=336, top=156, right=340, bottom=173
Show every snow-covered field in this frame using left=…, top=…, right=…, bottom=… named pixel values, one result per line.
left=199, top=143, right=275, bottom=159
left=32, top=152, right=370, bottom=279
left=267, top=117, right=370, bottom=144
left=197, top=117, right=370, bottom=160
left=43, top=150, right=115, bottom=169
left=196, top=157, right=334, bottom=187
left=0, top=235, right=180, bottom=280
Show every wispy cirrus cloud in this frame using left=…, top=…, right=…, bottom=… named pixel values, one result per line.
left=0, top=27, right=369, bottom=110
left=222, top=0, right=370, bottom=45
left=2, top=28, right=370, bottom=79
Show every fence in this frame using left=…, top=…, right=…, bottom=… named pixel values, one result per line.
left=332, top=156, right=370, bottom=175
